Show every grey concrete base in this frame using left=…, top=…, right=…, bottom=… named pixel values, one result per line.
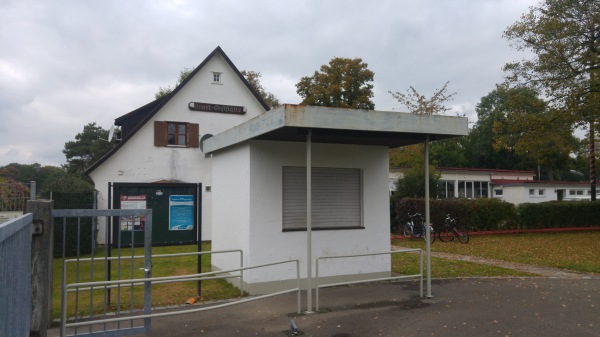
left=212, top=265, right=391, bottom=295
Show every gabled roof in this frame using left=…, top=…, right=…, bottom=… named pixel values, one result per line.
left=85, top=46, right=270, bottom=175
left=114, top=96, right=166, bottom=126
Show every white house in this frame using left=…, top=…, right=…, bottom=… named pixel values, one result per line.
left=390, top=167, right=595, bottom=204
left=86, top=46, right=270, bottom=244
left=437, top=167, right=534, bottom=199
left=491, top=179, right=595, bottom=203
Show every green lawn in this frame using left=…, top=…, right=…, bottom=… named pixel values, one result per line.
left=53, top=243, right=240, bottom=319
left=53, top=231, right=600, bottom=319
left=392, top=231, right=600, bottom=274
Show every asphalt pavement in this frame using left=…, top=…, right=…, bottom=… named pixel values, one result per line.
left=50, top=277, right=599, bottom=337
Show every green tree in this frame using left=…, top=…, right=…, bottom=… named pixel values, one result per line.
left=296, top=57, right=375, bottom=109
left=389, top=81, right=456, bottom=115
left=40, top=170, right=94, bottom=194
left=491, top=87, right=576, bottom=180
left=463, top=87, right=527, bottom=170
left=390, top=145, right=440, bottom=198
left=0, top=163, right=62, bottom=186
left=429, top=138, right=469, bottom=168
left=63, top=123, right=115, bottom=177
left=503, top=0, right=600, bottom=199
left=240, top=70, right=280, bottom=109
left=155, top=67, right=193, bottom=100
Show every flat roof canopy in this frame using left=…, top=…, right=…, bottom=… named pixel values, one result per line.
left=203, top=104, right=469, bottom=153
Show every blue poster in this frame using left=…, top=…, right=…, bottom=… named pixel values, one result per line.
left=169, top=195, right=194, bottom=231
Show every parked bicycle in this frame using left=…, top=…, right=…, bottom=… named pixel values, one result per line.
left=402, top=213, right=435, bottom=243
left=437, top=214, right=469, bottom=244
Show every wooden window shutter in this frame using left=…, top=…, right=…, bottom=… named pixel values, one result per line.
left=154, top=121, right=167, bottom=146
left=188, top=123, right=199, bottom=148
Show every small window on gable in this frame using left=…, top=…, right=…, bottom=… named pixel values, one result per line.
left=154, top=121, right=199, bottom=148
left=212, top=72, right=222, bottom=84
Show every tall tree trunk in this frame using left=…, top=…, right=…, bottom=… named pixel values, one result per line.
left=590, top=121, right=597, bottom=201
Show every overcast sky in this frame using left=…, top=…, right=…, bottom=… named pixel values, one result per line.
left=0, top=0, right=539, bottom=167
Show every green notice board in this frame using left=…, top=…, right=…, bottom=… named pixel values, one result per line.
left=112, top=183, right=200, bottom=247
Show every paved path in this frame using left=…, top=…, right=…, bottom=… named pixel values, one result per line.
left=48, top=250, right=599, bottom=336
left=50, top=278, right=600, bottom=337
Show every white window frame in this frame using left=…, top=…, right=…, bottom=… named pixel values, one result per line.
left=212, top=71, right=222, bottom=84
left=282, top=166, right=363, bottom=231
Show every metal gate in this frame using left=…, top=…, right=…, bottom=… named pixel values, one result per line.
left=52, top=209, right=153, bottom=337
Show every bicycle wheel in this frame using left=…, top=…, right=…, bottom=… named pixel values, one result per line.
left=422, top=225, right=435, bottom=243
left=455, top=227, right=469, bottom=244
left=401, top=223, right=412, bottom=237
left=428, top=229, right=436, bottom=244
left=438, top=226, right=453, bottom=242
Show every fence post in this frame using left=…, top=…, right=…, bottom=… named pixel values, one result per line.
left=27, top=200, right=54, bottom=337
left=30, top=181, right=36, bottom=201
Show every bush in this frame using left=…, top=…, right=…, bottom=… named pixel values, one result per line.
left=472, top=198, right=519, bottom=230
left=517, top=201, right=600, bottom=229
left=395, top=198, right=519, bottom=231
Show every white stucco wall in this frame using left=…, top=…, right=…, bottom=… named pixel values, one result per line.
left=212, top=140, right=391, bottom=292
left=89, top=52, right=267, bottom=243
left=211, top=143, right=252, bottom=272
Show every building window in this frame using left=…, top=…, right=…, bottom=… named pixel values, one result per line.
left=529, top=189, right=535, bottom=196
left=569, top=189, right=585, bottom=196
left=282, top=166, right=362, bottom=230
left=154, top=121, right=199, bottom=148
left=168, top=122, right=186, bottom=145
left=494, top=189, right=503, bottom=196
left=212, top=72, right=222, bottom=84
left=538, top=189, right=545, bottom=196
left=457, top=181, right=488, bottom=199
left=474, top=181, right=489, bottom=198
left=438, top=180, right=455, bottom=199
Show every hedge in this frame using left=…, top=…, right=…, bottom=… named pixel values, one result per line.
left=518, top=201, right=600, bottom=229
left=394, top=197, right=600, bottom=231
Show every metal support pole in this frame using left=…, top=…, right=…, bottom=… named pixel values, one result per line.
left=306, top=129, right=313, bottom=313
left=424, top=136, right=432, bottom=298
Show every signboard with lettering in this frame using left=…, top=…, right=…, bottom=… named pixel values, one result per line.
left=188, top=102, right=246, bottom=115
